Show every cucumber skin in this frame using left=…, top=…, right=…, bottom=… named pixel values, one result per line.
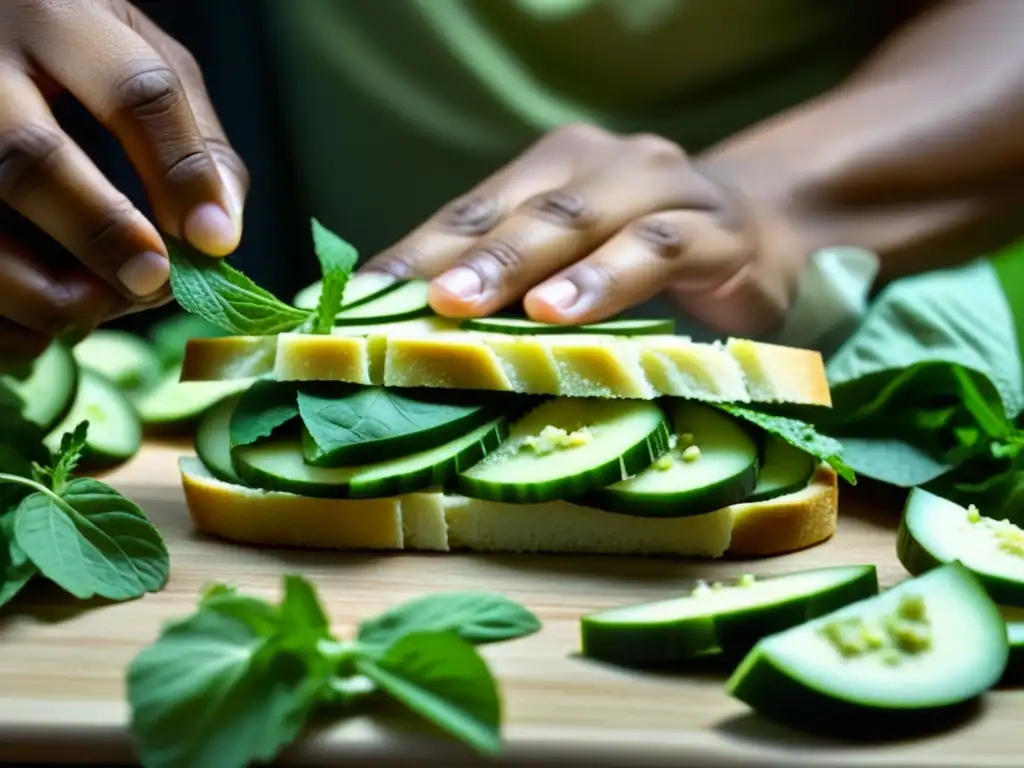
left=580, top=615, right=717, bottom=669
left=7, top=342, right=80, bottom=433
left=235, top=420, right=509, bottom=499
left=572, top=462, right=758, bottom=519
left=896, top=494, right=1024, bottom=608
left=458, top=318, right=675, bottom=336
left=333, top=305, right=432, bottom=326
left=452, top=419, right=672, bottom=504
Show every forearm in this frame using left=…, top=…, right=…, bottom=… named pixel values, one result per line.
left=698, top=0, right=1024, bottom=282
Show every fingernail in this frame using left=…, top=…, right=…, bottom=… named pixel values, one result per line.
left=532, top=278, right=579, bottom=310
left=118, top=251, right=170, bottom=297
left=184, top=202, right=239, bottom=257
left=435, top=266, right=483, bottom=301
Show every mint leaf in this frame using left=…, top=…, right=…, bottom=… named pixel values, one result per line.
left=356, top=631, right=501, bottom=755
left=127, top=602, right=327, bottom=768
left=718, top=405, right=856, bottom=485
left=166, top=237, right=309, bottom=336
left=310, top=219, right=358, bottom=334
left=38, top=420, right=89, bottom=495
left=280, top=573, right=330, bottom=635
left=0, top=513, right=35, bottom=608
left=12, top=478, right=169, bottom=601
left=358, top=592, right=541, bottom=654
left=229, top=381, right=298, bottom=448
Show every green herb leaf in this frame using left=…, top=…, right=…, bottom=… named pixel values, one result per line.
left=13, top=478, right=169, bottom=601
left=309, top=219, right=359, bottom=334
left=127, top=603, right=327, bottom=768
left=166, top=237, right=309, bottom=336
left=37, top=420, right=89, bottom=495
left=356, top=631, right=501, bottom=755
left=280, top=573, right=330, bottom=635
left=229, top=381, right=299, bottom=448
left=718, top=405, right=856, bottom=485
left=0, top=513, right=36, bottom=608
left=358, top=592, right=541, bottom=653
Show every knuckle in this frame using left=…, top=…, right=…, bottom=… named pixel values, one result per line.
left=31, top=285, right=85, bottom=335
left=631, top=215, right=687, bottom=259
left=528, top=188, right=593, bottom=229
left=111, top=64, right=185, bottom=120
left=81, top=200, right=139, bottom=261
left=442, top=196, right=501, bottom=236
left=624, top=132, right=687, bottom=164
left=162, top=149, right=216, bottom=188
left=469, top=238, right=527, bottom=278
left=0, top=124, right=64, bottom=206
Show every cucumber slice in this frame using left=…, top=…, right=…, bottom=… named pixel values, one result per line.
left=334, top=280, right=431, bottom=325
left=233, top=416, right=508, bottom=498
left=999, top=606, right=1024, bottom=685
left=44, top=369, right=142, bottom=470
left=454, top=398, right=669, bottom=504
left=459, top=316, right=675, bottom=336
left=745, top=438, right=816, bottom=503
left=581, top=566, right=878, bottom=668
left=195, top=394, right=245, bottom=485
left=573, top=402, right=758, bottom=517
left=726, top=564, right=1008, bottom=736
left=72, top=330, right=161, bottom=391
left=298, top=385, right=504, bottom=467
left=897, top=487, right=1024, bottom=607
left=2, top=341, right=78, bottom=431
left=292, top=272, right=398, bottom=311
left=133, top=368, right=252, bottom=431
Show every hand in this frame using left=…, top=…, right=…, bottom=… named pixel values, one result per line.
left=362, top=123, right=806, bottom=336
left=0, top=0, right=248, bottom=361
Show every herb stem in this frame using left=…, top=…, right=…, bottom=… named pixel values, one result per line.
left=0, top=472, right=76, bottom=517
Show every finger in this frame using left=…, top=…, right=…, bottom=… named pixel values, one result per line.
left=26, top=2, right=241, bottom=255
left=429, top=141, right=705, bottom=317
left=523, top=210, right=749, bottom=326
left=361, top=123, right=617, bottom=279
left=0, top=317, right=52, bottom=366
left=0, top=234, right=123, bottom=338
left=0, top=66, right=171, bottom=300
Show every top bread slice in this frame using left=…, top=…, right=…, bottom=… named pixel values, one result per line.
left=179, top=317, right=831, bottom=405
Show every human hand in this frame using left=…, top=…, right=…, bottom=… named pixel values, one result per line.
left=0, top=0, right=248, bottom=361
left=362, top=123, right=806, bottom=336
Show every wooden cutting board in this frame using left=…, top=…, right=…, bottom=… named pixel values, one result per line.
left=0, top=443, right=1019, bottom=767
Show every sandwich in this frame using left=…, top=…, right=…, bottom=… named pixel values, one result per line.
left=168, top=224, right=854, bottom=560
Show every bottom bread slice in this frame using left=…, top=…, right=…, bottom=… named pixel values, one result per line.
left=178, top=457, right=837, bottom=558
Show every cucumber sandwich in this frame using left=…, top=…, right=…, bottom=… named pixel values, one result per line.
left=165, top=223, right=854, bottom=558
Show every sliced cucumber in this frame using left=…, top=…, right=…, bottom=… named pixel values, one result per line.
left=133, top=368, right=252, bottom=431
left=292, top=271, right=398, bottom=311
left=195, top=394, right=245, bottom=485
left=44, top=369, right=142, bottom=470
left=148, top=313, right=226, bottom=370
left=573, top=402, right=758, bottom=517
left=298, top=385, right=503, bottom=467
left=73, top=330, right=161, bottom=391
left=581, top=566, right=878, bottom=668
left=233, top=416, right=507, bottom=498
left=2, top=341, right=78, bottom=431
left=334, top=280, right=431, bottom=325
left=897, top=487, right=1024, bottom=607
left=745, top=438, right=816, bottom=503
left=999, top=606, right=1024, bottom=685
left=460, top=316, right=674, bottom=336
left=454, top=398, right=669, bottom=504
left=726, top=564, right=1008, bottom=735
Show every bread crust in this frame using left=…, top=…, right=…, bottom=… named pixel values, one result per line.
left=179, top=458, right=838, bottom=558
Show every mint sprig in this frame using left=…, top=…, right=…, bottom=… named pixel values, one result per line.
left=166, top=219, right=359, bottom=337
left=127, top=577, right=541, bottom=768
left=0, top=419, right=169, bottom=607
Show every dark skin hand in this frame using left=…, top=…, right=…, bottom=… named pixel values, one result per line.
left=0, top=0, right=248, bottom=363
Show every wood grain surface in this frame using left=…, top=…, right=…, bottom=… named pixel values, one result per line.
left=0, top=443, right=1018, bottom=767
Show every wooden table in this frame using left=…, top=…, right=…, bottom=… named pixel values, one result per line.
left=0, top=443, right=1019, bottom=767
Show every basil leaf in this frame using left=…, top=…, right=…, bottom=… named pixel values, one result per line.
left=310, top=218, right=358, bottom=334
left=356, top=631, right=501, bottom=755
left=716, top=405, right=856, bottom=484
left=280, top=573, right=330, bottom=635
left=298, top=386, right=483, bottom=457
left=0, top=513, right=35, bottom=608
left=229, top=381, right=298, bottom=448
left=13, top=478, right=169, bottom=601
left=127, top=605, right=326, bottom=768
left=358, top=592, right=541, bottom=653
left=167, top=237, right=310, bottom=336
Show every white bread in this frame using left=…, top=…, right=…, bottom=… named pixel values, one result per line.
left=179, top=319, right=830, bottom=406
left=179, top=457, right=837, bottom=558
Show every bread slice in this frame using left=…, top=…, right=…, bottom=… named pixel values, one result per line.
left=179, top=457, right=837, bottom=558
left=179, top=320, right=830, bottom=405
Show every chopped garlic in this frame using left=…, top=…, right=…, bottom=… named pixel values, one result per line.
left=681, top=445, right=701, bottom=462
left=653, top=454, right=674, bottom=471
left=523, top=425, right=593, bottom=455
